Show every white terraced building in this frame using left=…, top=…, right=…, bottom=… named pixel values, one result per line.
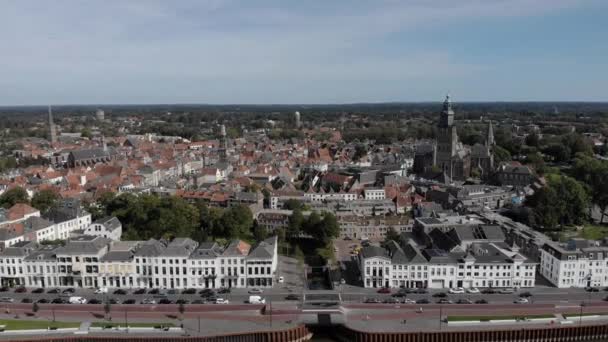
left=0, top=236, right=278, bottom=289
left=359, top=239, right=536, bottom=289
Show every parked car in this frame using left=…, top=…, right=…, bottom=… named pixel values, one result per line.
left=392, top=292, right=407, bottom=298
left=377, top=287, right=391, bottom=294
left=167, top=289, right=178, bottom=295
left=475, top=299, right=489, bottom=304
left=14, top=287, right=27, bottom=293
left=159, top=298, right=172, bottom=304
left=481, top=289, right=496, bottom=294
left=94, top=287, right=108, bottom=294
left=416, top=298, right=430, bottom=304
left=113, top=289, right=127, bottom=295
left=248, top=296, right=265, bottom=304
left=192, top=299, right=206, bottom=304
left=248, top=288, right=263, bottom=294
left=402, top=298, right=417, bottom=304
left=176, top=299, right=190, bottom=305
left=133, top=288, right=146, bottom=295
left=107, top=298, right=121, bottom=304
left=415, top=288, right=428, bottom=294
left=51, top=298, right=67, bottom=304
left=0, top=286, right=9, bottom=292
left=148, top=289, right=160, bottom=295
left=199, top=289, right=215, bottom=297
left=437, top=299, right=453, bottom=304
left=215, top=298, right=229, bottom=304
left=88, top=299, right=101, bottom=304
left=449, top=287, right=465, bottom=294
left=21, top=298, right=32, bottom=303
left=514, top=298, right=529, bottom=304
left=218, top=288, right=231, bottom=294
left=182, top=288, right=196, bottom=295
left=456, top=299, right=473, bottom=304
left=278, top=276, right=284, bottom=283
left=36, top=298, right=49, bottom=304
left=62, top=288, right=76, bottom=295
left=68, top=296, right=87, bottom=304
left=32, top=288, right=44, bottom=294
left=466, top=287, right=480, bottom=294
left=123, top=299, right=136, bottom=304
left=364, top=298, right=381, bottom=304
left=432, top=292, right=447, bottom=298
left=585, top=287, right=600, bottom=292
left=383, top=297, right=399, bottom=304
left=47, top=288, right=60, bottom=294
left=499, top=288, right=515, bottom=294
left=142, top=298, right=157, bottom=305
left=285, top=294, right=300, bottom=301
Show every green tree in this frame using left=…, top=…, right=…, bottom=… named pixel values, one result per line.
left=493, top=145, right=512, bottom=165
left=31, top=189, right=59, bottom=213
left=252, top=220, right=268, bottom=242
left=527, top=174, right=589, bottom=229
left=287, top=209, right=304, bottom=239
left=543, top=144, right=571, bottom=163
left=283, top=199, right=305, bottom=211
left=0, top=187, right=29, bottom=208
left=525, top=133, right=540, bottom=148
left=384, top=227, right=400, bottom=244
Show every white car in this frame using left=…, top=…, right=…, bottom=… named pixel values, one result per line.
left=466, top=287, right=480, bottom=294
left=94, top=287, right=108, bottom=294
left=449, top=287, right=465, bottom=294
left=215, top=298, right=229, bottom=304
left=514, top=298, right=529, bottom=304
left=278, top=276, right=284, bottom=283
left=403, top=298, right=417, bottom=304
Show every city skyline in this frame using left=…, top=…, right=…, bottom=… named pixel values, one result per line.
left=1, top=0, right=607, bottom=105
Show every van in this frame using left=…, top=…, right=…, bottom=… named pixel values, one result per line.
left=68, top=296, right=87, bottom=304
left=248, top=295, right=266, bottom=304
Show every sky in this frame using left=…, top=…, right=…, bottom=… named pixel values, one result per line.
left=0, top=0, right=607, bottom=105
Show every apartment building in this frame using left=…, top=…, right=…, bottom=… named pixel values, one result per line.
left=540, top=239, right=608, bottom=288
left=337, top=215, right=413, bottom=240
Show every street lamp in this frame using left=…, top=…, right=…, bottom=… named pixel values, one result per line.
left=579, top=302, right=585, bottom=326
left=439, top=305, right=443, bottom=331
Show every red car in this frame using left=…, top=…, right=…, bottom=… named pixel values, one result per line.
left=377, top=287, right=391, bottom=294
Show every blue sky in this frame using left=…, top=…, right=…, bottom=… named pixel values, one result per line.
left=0, top=0, right=606, bottom=105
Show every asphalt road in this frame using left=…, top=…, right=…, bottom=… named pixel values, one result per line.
left=1, top=285, right=606, bottom=308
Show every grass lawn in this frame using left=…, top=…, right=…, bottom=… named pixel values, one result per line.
left=579, top=225, right=608, bottom=240
left=448, top=314, right=554, bottom=322
left=0, top=319, right=80, bottom=330
left=565, top=313, right=608, bottom=318
left=91, top=322, right=174, bottom=328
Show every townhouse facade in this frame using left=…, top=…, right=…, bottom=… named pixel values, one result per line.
left=0, top=236, right=278, bottom=290
left=359, top=239, right=536, bottom=289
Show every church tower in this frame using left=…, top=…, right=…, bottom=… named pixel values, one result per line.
left=435, top=94, right=459, bottom=176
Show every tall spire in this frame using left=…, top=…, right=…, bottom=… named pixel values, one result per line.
left=487, top=120, right=495, bottom=147
left=48, top=105, right=57, bottom=146
left=439, top=93, right=455, bottom=127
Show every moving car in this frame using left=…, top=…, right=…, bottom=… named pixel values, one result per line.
left=248, top=295, right=266, bottom=304
left=0, top=297, right=15, bottom=303
left=248, top=288, right=263, bottom=294
left=278, top=276, right=284, bottom=283
left=285, top=294, right=299, bottom=301
left=69, top=296, right=87, bottom=304
left=142, top=298, right=157, bottom=305
left=499, top=288, right=515, bottom=294
left=449, top=287, right=465, bottom=294
left=215, top=298, right=229, bottom=304
left=514, top=298, right=529, bottom=304
left=377, top=287, right=391, bottom=294
left=62, top=288, right=76, bottom=294
left=94, top=287, right=108, bottom=294
left=466, top=287, right=480, bottom=294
